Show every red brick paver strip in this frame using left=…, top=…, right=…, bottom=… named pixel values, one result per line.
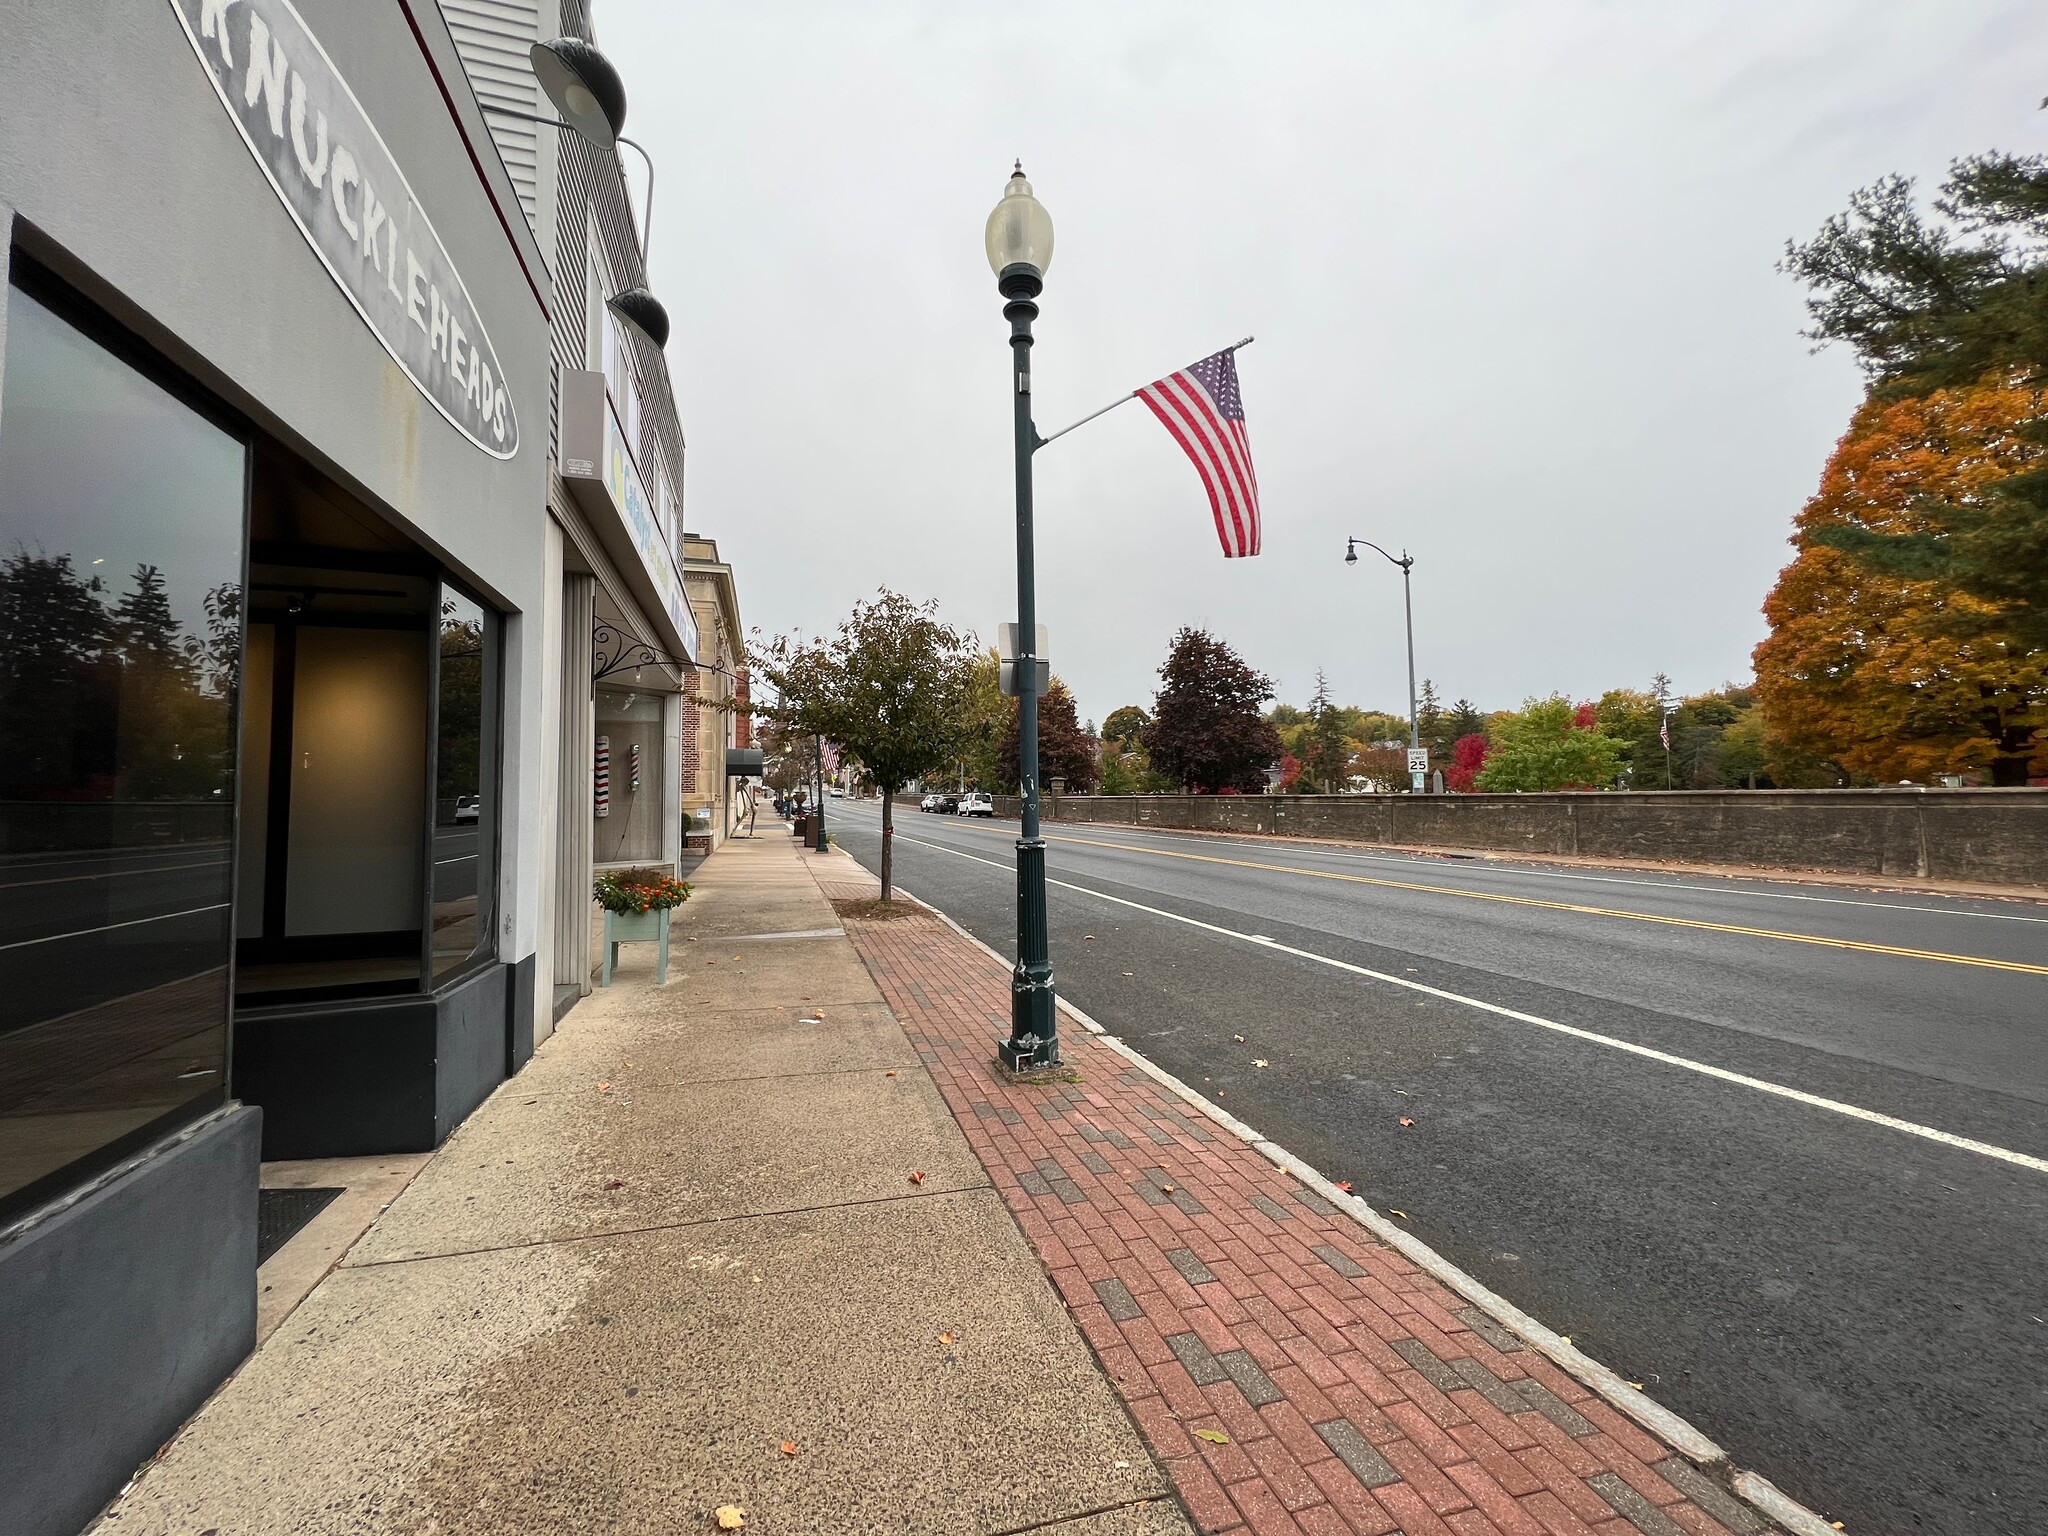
left=814, top=857, right=1756, bottom=1536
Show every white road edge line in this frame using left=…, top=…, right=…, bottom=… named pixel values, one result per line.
left=838, top=833, right=1835, bottom=1536
left=886, top=827, right=2048, bottom=1177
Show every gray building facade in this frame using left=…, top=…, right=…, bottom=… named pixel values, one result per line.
left=0, top=3, right=553, bottom=1532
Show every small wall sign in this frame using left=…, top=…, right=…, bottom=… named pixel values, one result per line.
left=171, top=0, right=520, bottom=458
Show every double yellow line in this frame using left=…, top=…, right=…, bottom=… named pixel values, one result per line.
left=1045, top=833, right=2048, bottom=977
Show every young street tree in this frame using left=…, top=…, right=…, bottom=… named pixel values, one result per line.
left=1141, top=628, right=1283, bottom=794
left=755, top=590, right=975, bottom=899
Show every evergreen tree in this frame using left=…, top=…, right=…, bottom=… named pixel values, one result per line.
left=1304, top=670, right=1351, bottom=792
left=1784, top=155, right=2048, bottom=650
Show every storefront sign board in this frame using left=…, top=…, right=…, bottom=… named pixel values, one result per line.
left=171, top=0, right=520, bottom=458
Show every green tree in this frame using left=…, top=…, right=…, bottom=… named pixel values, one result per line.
left=1102, top=705, right=1150, bottom=751
left=1416, top=678, right=1445, bottom=760
left=1142, top=628, right=1283, bottom=794
left=756, top=590, right=975, bottom=899
left=1303, top=670, right=1351, bottom=792
left=951, top=646, right=1008, bottom=790
left=1474, top=696, right=1624, bottom=791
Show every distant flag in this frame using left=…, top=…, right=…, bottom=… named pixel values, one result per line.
left=1137, top=347, right=1261, bottom=558
left=1660, top=714, right=1671, bottom=751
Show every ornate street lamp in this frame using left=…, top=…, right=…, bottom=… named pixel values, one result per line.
left=987, top=164, right=1059, bottom=1071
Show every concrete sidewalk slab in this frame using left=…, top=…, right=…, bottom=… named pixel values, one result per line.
left=348, top=1064, right=991, bottom=1263
left=513, top=1001, right=916, bottom=1090
left=99, top=831, right=1187, bottom=1536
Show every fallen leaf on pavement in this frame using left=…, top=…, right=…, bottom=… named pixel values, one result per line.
left=937, top=1332, right=955, bottom=1345
left=1398, top=1116, right=1414, bottom=1127
left=604, top=1179, right=625, bottom=1190
left=1254, top=1059, right=1269, bottom=1068
left=908, top=1170, right=926, bottom=1185
left=596, top=1081, right=612, bottom=1092
left=1390, top=1209, right=1409, bottom=1219
left=779, top=1441, right=797, bottom=1457
left=1160, top=1184, right=1176, bottom=1194
left=1232, top=1034, right=1246, bottom=1043
left=1628, top=1381, right=1644, bottom=1390
left=714, top=1507, right=747, bottom=1530
left=1192, top=1429, right=1231, bottom=1445
left=1335, top=1180, right=1354, bottom=1193
left=885, top=1070, right=898, bottom=1078
left=1083, top=935, right=1095, bottom=941
left=1122, top=972, right=1133, bottom=977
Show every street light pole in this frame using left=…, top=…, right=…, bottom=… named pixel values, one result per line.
left=1345, top=538, right=1423, bottom=791
left=987, top=164, right=1059, bottom=1072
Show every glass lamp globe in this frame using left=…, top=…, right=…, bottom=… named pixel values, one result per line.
left=985, top=163, right=1054, bottom=278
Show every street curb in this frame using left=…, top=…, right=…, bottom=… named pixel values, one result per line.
left=849, top=853, right=1832, bottom=1536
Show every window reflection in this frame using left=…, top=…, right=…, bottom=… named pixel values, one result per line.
left=431, top=588, right=497, bottom=982
left=0, top=280, right=245, bottom=1220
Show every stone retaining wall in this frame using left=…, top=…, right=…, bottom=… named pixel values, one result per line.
left=897, top=789, right=2048, bottom=890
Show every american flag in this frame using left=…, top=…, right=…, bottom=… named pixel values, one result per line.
left=1137, top=348, right=1261, bottom=558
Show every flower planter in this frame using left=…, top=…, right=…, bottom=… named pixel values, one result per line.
left=600, top=905, right=670, bottom=986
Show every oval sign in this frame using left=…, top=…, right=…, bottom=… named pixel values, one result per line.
left=171, top=0, right=519, bottom=458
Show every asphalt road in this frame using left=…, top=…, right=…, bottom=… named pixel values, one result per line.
left=822, top=796, right=2048, bottom=1536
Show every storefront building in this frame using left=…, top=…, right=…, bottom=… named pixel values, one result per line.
left=0, top=5, right=550, bottom=1533
left=446, top=0, right=700, bottom=1027
left=683, top=535, right=745, bottom=850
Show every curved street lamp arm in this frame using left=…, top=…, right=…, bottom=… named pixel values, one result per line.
left=1344, top=536, right=1413, bottom=571
left=617, top=134, right=655, bottom=265
left=481, top=105, right=655, bottom=266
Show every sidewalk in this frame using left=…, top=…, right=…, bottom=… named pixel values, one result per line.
left=95, top=831, right=1187, bottom=1535
left=815, top=848, right=1777, bottom=1536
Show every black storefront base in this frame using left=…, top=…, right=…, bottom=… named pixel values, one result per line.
left=236, top=957, right=533, bottom=1160
left=0, top=1104, right=260, bottom=1536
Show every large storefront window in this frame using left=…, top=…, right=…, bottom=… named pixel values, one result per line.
left=0, top=277, right=246, bottom=1220
left=595, top=688, right=665, bottom=865
left=432, top=588, right=498, bottom=982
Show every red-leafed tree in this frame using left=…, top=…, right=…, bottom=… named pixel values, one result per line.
left=1444, top=732, right=1491, bottom=792
left=1277, top=752, right=1304, bottom=791
left=999, top=679, right=1099, bottom=793
left=1141, top=628, right=1284, bottom=793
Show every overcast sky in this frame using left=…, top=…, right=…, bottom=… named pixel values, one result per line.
left=603, top=0, right=2046, bottom=728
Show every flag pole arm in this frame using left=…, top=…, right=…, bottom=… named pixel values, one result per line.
left=1034, top=392, right=1135, bottom=450
left=1033, top=336, right=1255, bottom=453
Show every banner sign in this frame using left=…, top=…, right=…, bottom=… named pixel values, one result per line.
left=171, top=0, right=519, bottom=458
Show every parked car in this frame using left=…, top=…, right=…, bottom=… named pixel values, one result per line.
left=958, top=792, right=993, bottom=817
left=452, top=794, right=480, bottom=824
left=829, top=786, right=843, bottom=798
left=919, top=793, right=940, bottom=812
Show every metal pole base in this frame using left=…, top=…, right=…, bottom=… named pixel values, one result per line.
left=998, top=837, right=1059, bottom=1070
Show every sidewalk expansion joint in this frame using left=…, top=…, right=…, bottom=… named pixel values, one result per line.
left=344, top=1181, right=998, bottom=1269
left=985, top=1494, right=1186, bottom=1536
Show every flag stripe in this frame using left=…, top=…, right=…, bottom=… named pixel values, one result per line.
left=1152, top=376, right=1251, bottom=554
left=1139, top=390, right=1234, bottom=550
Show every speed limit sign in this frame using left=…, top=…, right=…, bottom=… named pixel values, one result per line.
left=1407, top=748, right=1429, bottom=774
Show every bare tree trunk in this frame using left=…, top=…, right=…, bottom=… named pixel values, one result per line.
left=880, top=786, right=895, bottom=901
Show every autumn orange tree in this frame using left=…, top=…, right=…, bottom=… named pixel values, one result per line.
left=1754, top=376, right=2048, bottom=784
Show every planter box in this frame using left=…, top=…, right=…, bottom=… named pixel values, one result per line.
left=600, top=905, right=670, bottom=986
